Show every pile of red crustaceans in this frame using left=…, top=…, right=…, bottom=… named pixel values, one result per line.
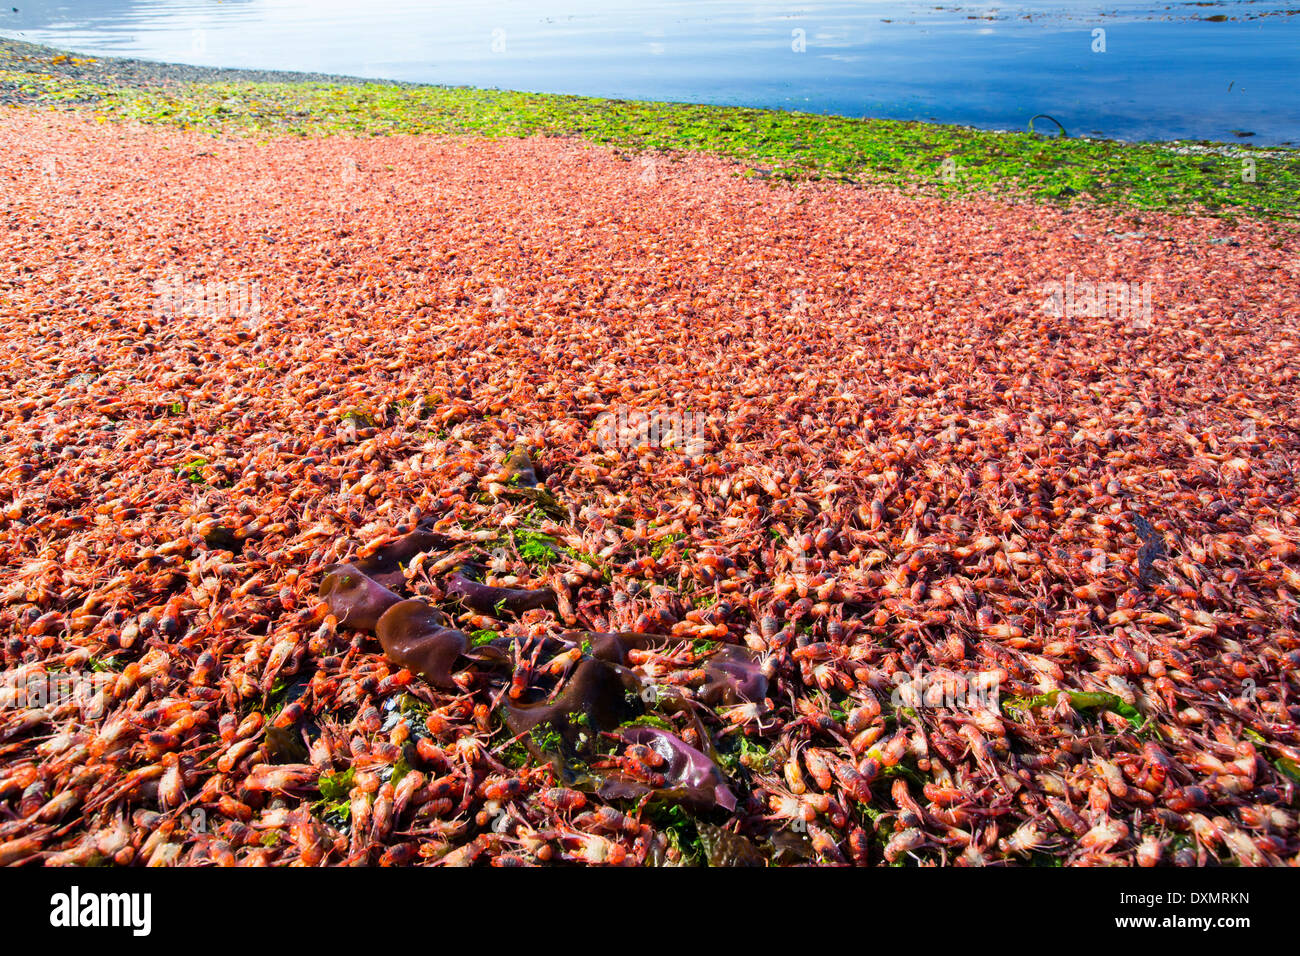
left=1, top=113, right=1299, bottom=866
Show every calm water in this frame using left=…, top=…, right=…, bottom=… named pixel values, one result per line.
left=3, top=1, right=1298, bottom=144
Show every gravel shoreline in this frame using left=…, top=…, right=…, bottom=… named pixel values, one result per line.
left=0, top=36, right=418, bottom=101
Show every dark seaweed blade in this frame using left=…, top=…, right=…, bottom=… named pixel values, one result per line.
left=1131, top=512, right=1168, bottom=586
left=264, top=668, right=318, bottom=763
left=375, top=599, right=470, bottom=689
left=502, top=658, right=643, bottom=741
left=318, top=564, right=404, bottom=631
left=699, top=645, right=769, bottom=705
left=201, top=524, right=244, bottom=554
left=443, top=568, right=558, bottom=616
left=501, top=446, right=540, bottom=488
left=353, top=530, right=450, bottom=589
left=615, top=727, right=737, bottom=811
